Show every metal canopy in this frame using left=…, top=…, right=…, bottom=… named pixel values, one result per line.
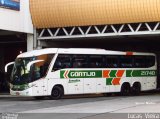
left=37, top=22, right=160, bottom=40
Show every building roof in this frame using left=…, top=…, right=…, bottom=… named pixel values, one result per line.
left=30, top=0, right=160, bottom=29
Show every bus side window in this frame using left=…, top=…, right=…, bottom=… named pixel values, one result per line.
left=32, top=54, right=54, bottom=81
left=134, top=56, right=144, bottom=68
left=134, top=56, right=155, bottom=68
left=106, top=56, right=119, bottom=68
left=53, top=54, right=72, bottom=71
left=120, top=56, right=133, bottom=68
left=72, top=55, right=88, bottom=68
left=89, top=55, right=104, bottom=68
left=146, top=56, right=155, bottom=67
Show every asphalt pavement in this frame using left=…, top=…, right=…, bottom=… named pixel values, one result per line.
left=0, top=93, right=160, bottom=119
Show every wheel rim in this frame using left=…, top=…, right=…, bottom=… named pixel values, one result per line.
left=53, top=89, right=59, bottom=97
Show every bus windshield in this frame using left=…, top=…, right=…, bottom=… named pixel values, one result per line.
left=11, top=57, right=35, bottom=85
left=10, top=54, right=54, bottom=85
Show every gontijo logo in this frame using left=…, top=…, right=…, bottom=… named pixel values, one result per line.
left=70, top=72, right=96, bottom=77
left=60, top=70, right=102, bottom=79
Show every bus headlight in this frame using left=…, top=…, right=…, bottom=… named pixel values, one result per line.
left=12, top=84, right=30, bottom=91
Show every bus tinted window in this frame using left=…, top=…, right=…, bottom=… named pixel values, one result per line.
left=53, top=54, right=155, bottom=70
left=134, top=56, right=146, bottom=68
left=134, top=56, right=155, bottom=68
left=146, top=56, right=155, bottom=67
left=89, top=55, right=104, bottom=68
left=33, top=54, right=54, bottom=80
left=72, top=55, right=88, bottom=68
left=105, top=55, right=155, bottom=68
left=120, top=56, right=133, bottom=68
left=105, top=56, right=119, bottom=68
left=53, top=54, right=72, bottom=71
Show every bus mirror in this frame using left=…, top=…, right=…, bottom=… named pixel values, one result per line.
left=5, top=62, right=14, bottom=73
left=27, top=60, right=44, bottom=71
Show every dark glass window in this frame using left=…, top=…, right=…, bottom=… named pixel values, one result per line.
left=134, top=56, right=155, bottom=68
left=105, top=56, right=119, bottom=68
left=146, top=56, right=155, bottom=67
left=53, top=54, right=72, bottom=71
left=134, top=56, right=146, bottom=68
left=33, top=54, right=54, bottom=81
left=120, top=56, right=133, bottom=68
left=72, top=55, right=88, bottom=68
left=89, top=55, right=104, bottom=68
left=52, top=54, right=155, bottom=70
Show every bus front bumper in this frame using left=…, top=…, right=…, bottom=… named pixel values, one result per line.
left=10, top=88, right=33, bottom=96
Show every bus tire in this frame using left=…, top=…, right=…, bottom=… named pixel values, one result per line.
left=50, top=86, right=64, bottom=100
left=131, top=82, right=141, bottom=96
left=121, top=83, right=131, bottom=96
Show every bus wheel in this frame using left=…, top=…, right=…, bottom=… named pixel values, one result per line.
left=51, top=86, right=64, bottom=100
left=131, top=83, right=141, bottom=96
left=121, top=83, right=131, bottom=96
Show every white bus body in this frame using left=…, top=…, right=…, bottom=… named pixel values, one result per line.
left=8, top=48, right=157, bottom=99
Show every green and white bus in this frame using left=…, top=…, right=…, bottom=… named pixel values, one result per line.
left=5, top=48, right=157, bottom=99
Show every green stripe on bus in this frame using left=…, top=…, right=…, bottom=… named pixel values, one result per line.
left=126, top=70, right=156, bottom=77
left=60, top=71, right=65, bottom=78
left=126, top=70, right=132, bottom=77
left=106, top=78, right=113, bottom=85
left=109, top=70, right=117, bottom=77
left=60, top=70, right=156, bottom=79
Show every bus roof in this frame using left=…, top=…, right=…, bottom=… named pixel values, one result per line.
left=17, top=48, right=155, bottom=58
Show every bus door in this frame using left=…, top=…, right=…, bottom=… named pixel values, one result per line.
left=29, top=60, right=46, bottom=96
